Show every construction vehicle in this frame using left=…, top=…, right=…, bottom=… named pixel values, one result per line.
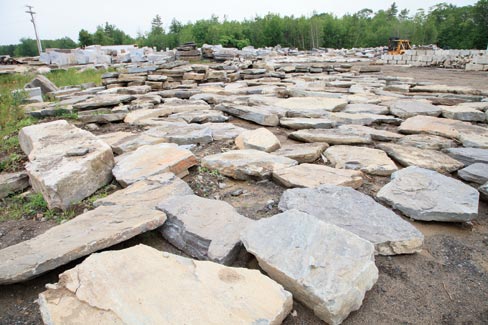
left=387, top=37, right=412, bottom=55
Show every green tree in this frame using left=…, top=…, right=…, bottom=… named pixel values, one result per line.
left=78, top=29, right=93, bottom=47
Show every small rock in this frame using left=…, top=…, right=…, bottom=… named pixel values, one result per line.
left=235, top=128, right=281, bottom=152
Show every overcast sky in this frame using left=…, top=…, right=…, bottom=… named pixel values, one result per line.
left=0, top=0, right=477, bottom=45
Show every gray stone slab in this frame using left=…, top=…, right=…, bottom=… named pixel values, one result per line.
left=278, top=185, right=424, bottom=255
left=377, top=166, right=479, bottom=222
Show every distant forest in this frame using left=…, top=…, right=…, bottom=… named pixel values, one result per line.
left=1, top=1, right=487, bottom=57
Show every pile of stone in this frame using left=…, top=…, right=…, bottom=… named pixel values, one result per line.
left=176, top=42, right=201, bottom=61
left=2, top=51, right=488, bottom=325
left=380, top=49, right=488, bottom=71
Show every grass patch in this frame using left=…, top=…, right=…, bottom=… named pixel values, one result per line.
left=45, top=68, right=108, bottom=87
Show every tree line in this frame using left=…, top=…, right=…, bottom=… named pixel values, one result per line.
left=1, top=1, right=487, bottom=57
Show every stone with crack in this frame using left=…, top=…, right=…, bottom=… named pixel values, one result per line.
left=241, top=210, right=378, bottom=325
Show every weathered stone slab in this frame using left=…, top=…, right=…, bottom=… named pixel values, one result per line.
left=279, top=117, right=336, bottom=129
left=25, top=75, right=58, bottom=95
left=113, top=144, right=197, bottom=187
left=274, top=143, right=328, bottom=163
left=95, top=173, right=193, bottom=208
left=0, top=205, right=166, bottom=284
left=143, top=122, right=213, bottom=145
left=168, top=109, right=229, bottom=123
left=290, top=128, right=373, bottom=145
left=377, top=166, right=479, bottom=222
left=397, top=134, right=456, bottom=150
left=441, top=105, right=486, bottom=122
left=204, top=122, right=248, bottom=140
left=216, top=104, right=280, bottom=126
left=38, top=245, right=292, bottom=325
left=278, top=185, right=424, bottom=255
left=235, top=128, right=281, bottom=152
left=389, top=100, right=441, bottom=118
left=379, top=143, right=463, bottom=173
left=201, top=149, right=297, bottom=180
left=273, top=164, right=363, bottom=188
left=19, top=120, right=114, bottom=210
left=78, top=109, right=127, bottom=124
left=330, top=112, right=401, bottom=126
left=157, top=195, right=252, bottom=265
left=0, top=172, right=29, bottom=198
left=338, top=125, right=403, bottom=141
left=325, top=145, right=398, bottom=176
left=444, top=148, right=488, bottom=165
left=276, top=97, right=348, bottom=115
left=457, top=163, right=488, bottom=185
left=342, top=103, right=389, bottom=115
left=72, top=94, right=135, bottom=110
left=241, top=210, right=378, bottom=325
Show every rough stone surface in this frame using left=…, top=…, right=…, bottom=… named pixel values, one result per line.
left=235, top=128, right=281, bottom=152
left=0, top=206, right=166, bottom=284
left=280, top=117, right=336, bottom=129
left=95, top=173, right=193, bottom=208
left=377, top=166, right=479, bottom=222
left=157, top=195, right=252, bottom=265
left=0, top=172, right=29, bottom=198
left=397, top=134, right=457, bottom=150
left=19, top=120, right=114, bottom=210
left=279, top=185, right=424, bottom=255
left=38, top=245, right=293, bottom=325
left=241, top=210, right=378, bottom=325
left=290, top=128, right=372, bottom=145
left=325, top=145, right=398, bottom=176
left=379, top=143, right=464, bottom=173
left=168, top=109, right=229, bottom=123
left=274, top=143, right=328, bottom=163
left=143, top=122, right=213, bottom=145
left=444, top=148, right=488, bottom=166
left=201, top=149, right=297, bottom=180
left=204, top=122, right=247, bottom=140
left=25, top=75, right=58, bottom=95
left=338, top=125, right=403, bottom=141
left=342, top=103, right=389, bottom=115
left=216, top=104, right=280, bottom=126
left=273, top=164, right=364, bottom=188
left=441, top=106, right=486, bottom=122
left=72, top=94, right=135, bottom=110
left=457, top=163, right=488, bottom=185
left=113, top=144, right=197, bottom=187
left=389, top=100, right=441, bottom=118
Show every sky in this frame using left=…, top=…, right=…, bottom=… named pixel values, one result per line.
left=0, top=0, right=477, bottom=45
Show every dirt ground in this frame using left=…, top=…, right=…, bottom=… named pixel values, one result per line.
left=1, top=65, right=488, bottom=325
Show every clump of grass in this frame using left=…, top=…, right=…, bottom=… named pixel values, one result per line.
left=197, top=166, right=221, bottom=177
left=45, top=68, right=107, bottom=87
left=0, top=192, right=48, bottom=222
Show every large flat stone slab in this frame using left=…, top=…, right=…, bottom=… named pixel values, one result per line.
left=389, top=100, right=441, bottom=118
left=143, top=122, right=213, bottom=145
left=342, top=103, right=389, bottom=115
left=95, top=173, right=193, bottom=208
left=378, top=143, right=463, bottom=173
left=204, top=122, right=248, bottom=140
left=444, top=147, right=488, bottom=165
left=397, top=134, right=456, bottom=150
left=113, top=144, right=197, bottom=187
left=377, top=166, right=479, bottom=222
left=325, top=145, right=398, bottom=176
left=215, top=104, right=280, bottom=126
left=168, top=109, right=229, bottom=123
left=72, top=94, right=135, bottom=110
left=338, top=125, right=403, bottom=141
left=0, top=205, right=166, bottom=284
left=278, top=185, right=424, bottom=255
left=38, top=245, right=292, bottom=325
left=235, top=127, right=281, bottom=152
left=241, top=210, right=378, bottom=325
left=280, top=117, right=336, bottom=129
left=290, top=128, right=373, bottom=145
left=19, top=120, right=114, bottom=210
left=441, top=105, right=486, bottom=122
left=274, top=143, right=328, bottom=163
left=273, top=164, right=363, bottom=188
left=275, top=97, right=348, bottom=114
left=201, top=149, right=297, bottom=180
left=157, top=195, right=252, bottom=265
